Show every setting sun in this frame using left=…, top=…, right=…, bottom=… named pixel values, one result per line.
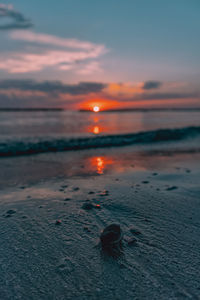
left=93, top=106, right=100, bottom=112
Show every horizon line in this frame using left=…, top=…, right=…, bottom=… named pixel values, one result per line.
left=0, top=107, right=200, bottom=112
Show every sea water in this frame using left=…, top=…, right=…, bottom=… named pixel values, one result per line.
left=0, top=110, right=200, bottom=156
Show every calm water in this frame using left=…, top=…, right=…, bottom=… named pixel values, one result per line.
left=1, top=110, right=200, bottom=139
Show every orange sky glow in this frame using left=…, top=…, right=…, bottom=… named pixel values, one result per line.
left=80, top=98, right=120, bottom=111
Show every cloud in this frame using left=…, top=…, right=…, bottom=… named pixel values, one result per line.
left=0, top=4, right=32, bottom=30
left=0, top=79, right=198, bottom=110
left=103, top=82, right=199, bottom=102
left=143, top=81, right=162, bottom=90
left=0, top=50, right=105, bottom=73
left=1, top=80, right=195, bottom=100
left=132, top=92, right=200, bottom=101
left=0, top=30, right=107, bottom=73
left=76, top=61, right=102, bottom=75
left=10, top=30, right=104, bottom=51
left=138, top=92, right=199, bottom=100
left=103, top=91, right=199, bottom=102
left=0, top=79, right=107, bottom=95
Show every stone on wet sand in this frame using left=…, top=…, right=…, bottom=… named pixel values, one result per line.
left=6, top=209, right=16, bottom=215
left=55, top=220, right=62, bottom=225
left=130, top=228, right=141, bottom=235
left=166, top=186, right=178, bottom=191
left=95, top=204, right=101, bottom=209
left=64, top=198, right=71, bottom=201
left=99, top=190, right=109, bottom=196
left=100, top=224, right=122, bottom=248
left=127, top=237, right=137, bottom=245
left=82, top=202, right=94, bottom=210
left=73, top=187, right=79, bottom=191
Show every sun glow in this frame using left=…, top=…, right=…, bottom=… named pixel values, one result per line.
left=93, top=106, right=100, bottom=112
left=80, top=98, right=119, bottom=112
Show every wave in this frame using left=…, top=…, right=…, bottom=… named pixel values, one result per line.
left=1, top=126, right=200, bottom=157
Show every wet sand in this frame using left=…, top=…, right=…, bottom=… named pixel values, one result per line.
left=0, top=147, right=200, bottom=299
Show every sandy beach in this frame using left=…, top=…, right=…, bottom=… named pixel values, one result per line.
left=1, top=146, right=200, bottom=299
left=1, top=0, right=200, bottom=298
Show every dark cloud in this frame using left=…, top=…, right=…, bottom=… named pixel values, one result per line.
left=0, top=79, right=198, bottom=110
left=143, top=81, right=162, bottom=90
left=0, top=4, right=33, bottom=30
left=0, top=79, right=107, bottom=95
left=138, top=92, right=199, bottom=100
left=114, top=92, right=199, bottom=102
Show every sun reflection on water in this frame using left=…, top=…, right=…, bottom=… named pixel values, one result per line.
left=93, top=126, right=100, bottom=134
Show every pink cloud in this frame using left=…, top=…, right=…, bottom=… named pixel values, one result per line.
left=10, top=30, right=105, bottom=52
left=77, top=61, right=102, bottom=75
left=0, top=31, right=107, bottom=73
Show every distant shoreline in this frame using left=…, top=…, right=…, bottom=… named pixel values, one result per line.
left=1, top=107, right=200, bottom=112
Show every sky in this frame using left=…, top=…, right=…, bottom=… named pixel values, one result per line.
left=0, top=0, right=199, bottom=110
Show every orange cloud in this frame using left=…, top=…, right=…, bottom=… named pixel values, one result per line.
left=105, top=82, right=143, bottom=97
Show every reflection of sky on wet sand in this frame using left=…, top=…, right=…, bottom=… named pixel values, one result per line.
left=1, top=146, right=200, bottom=189
left=90, top=156, right=114, bottom=174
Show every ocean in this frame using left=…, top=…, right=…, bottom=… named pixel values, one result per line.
left=0, top=109, right=200, bottom=156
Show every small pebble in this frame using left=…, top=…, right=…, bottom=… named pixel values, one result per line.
left=166, top=186, right=178, bottom=191
left=99, top=190, right=109, bottom=196
left=95, top=204, right=101, bottom=209
left=6, top=209, right=16, bottom=215
left=144, top=219, right=150, bottom=222
left=83, top=226, right=91, bottom=232
left=82, top=202, right=94, bottom=210
left=55, top=220, right=62, bottom=225
left=73, top=187, right=79, bottom=191
left=130, top=228, right=141, bottom=235
left=127, top=237, right=137, bottom=245
left=64, top=198, right=71, bottom=201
